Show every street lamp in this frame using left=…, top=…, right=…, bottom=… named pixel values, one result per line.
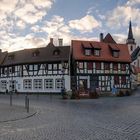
left=61, top=61, right=66, bottom=97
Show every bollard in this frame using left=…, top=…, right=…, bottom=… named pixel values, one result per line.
left=10, top=92, right=12, bottom=106
left=27, top=98, right=29, bottom=113
left=25, top=95, right=28, bottom=109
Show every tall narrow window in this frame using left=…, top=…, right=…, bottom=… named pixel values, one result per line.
left=114, top=76, right=119, bottom=85
left=113, top=63, right=118, bottom=70
left=121, top=76, right=126, bottom=85
left=121, top=64, right=126, bottom=71
left=130, top=46, right=133, bottom=51
left=87, top=62, right=93, bottom=70
left=95, top=62, right=101, bottom=70
left=104, top=63, right=110, bottom=70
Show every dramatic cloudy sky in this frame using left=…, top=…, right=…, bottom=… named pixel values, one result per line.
left=0, top=0, right=140, bottom=52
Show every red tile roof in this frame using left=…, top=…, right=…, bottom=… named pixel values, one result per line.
left=72, top=40, right=131, bottom=63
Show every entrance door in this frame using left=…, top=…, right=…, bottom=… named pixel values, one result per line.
left=9, top=80, right=16, bottom=92
left=90, top=76, right=99, bottom=91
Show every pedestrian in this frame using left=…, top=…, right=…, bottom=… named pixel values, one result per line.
left=112, top=85, right=117, bottom=95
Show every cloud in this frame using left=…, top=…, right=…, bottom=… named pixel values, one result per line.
left=69, top=15, right=101, bottom=33
left=14, top=4, right=46, bottom=24
left=106, top=0, right=140, bottom=28
left=105, top=1, right=140, bottom=46
left=126, top=0, right=140, bottom=6
left=133, top=26, right=140, bottom=45
left=16, top=20, right=26, bottom=29
left=0, top=0, right=55, bottom=52
left=112, top=34, right=126, bottom=44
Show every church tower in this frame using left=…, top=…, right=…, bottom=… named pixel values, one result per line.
left=126, top=20, right=139, bottom=67
left=126, top=20, right=136, bottom=54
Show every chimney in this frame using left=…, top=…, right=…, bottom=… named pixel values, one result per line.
left=100, top=33, right=104, bottom=42
left=50, top=38, right=53, bottom=44
left=58, top=38, right=63, bottom=46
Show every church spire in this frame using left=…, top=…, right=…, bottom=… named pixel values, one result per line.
left=126, top=20, right=135, bottom=44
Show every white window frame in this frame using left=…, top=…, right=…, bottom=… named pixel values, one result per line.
left=33, top=79, right=42, bottom=90
left=85, top=49, right=91, bottom=56
left=1, top=80, right=7, bottom=90
left=94, top=49, right=100, bottom=56
left=55, top=79, right=64, bottom=89
left=23, top=79, right=32, bottom=90
left=44, top=79, right=53, bottom=89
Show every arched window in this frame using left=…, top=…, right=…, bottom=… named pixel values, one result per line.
left=130, top=46, right=133, bottom=51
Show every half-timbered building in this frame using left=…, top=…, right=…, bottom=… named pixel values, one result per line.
left=0, top=39, right=71, bottom=94
left=71, top=33, right=131, bottom=95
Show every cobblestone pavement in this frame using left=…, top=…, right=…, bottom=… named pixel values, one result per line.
left=0, top=89, right=140, bottom=140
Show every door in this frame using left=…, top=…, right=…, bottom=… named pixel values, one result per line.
left=9, top=80, right=16, bottom=92
left=79, top=79, right=88, bottom=94
left=90, top=75, right=99, bottom=91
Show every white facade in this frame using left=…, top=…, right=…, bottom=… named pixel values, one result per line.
left=0, top=63, right=71, bottom=93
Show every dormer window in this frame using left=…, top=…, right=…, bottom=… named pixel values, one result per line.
left=109, top=44, right=120, bottom=58
left=53, top=49, right=60, bottom=56
left=8, top=54, right=15, bottom=60
left=85, top=49, right=91, bottom=56
left=94, top=49, right=100, bottom=56
left=113, top=51, right=119, bottom=58
left=32, top=49, right=40, bottom=57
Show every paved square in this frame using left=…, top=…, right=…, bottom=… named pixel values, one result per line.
left=0, top=89, right=140, bottom=140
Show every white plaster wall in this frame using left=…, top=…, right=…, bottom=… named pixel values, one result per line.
left=0, top=75, right=71, bottom=93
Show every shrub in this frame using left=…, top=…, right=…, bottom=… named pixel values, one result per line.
left=117, top=90, right=124, bottom=97
left=71, top=90, right=80, bottom=99
left=89, top=91, right=99, bottom=99
left=125, top=90, right=131, bottom=96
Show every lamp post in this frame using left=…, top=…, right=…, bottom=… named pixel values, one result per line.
left=61, top=61, right=66, bottom=98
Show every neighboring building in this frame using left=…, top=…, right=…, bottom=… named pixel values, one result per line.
left=126, top=20, right=140, bottom=67
left=135, top=67, right=140, bottom=86
left=71, top=33, right=131, bottom=95
left=0, top=39, right=71, bottom=93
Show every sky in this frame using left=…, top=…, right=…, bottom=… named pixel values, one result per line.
left=0, top=0, right=140, bottom=52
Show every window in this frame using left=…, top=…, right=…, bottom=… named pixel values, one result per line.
left=23, top=79, right=32, bottom=90
left=8, top=54, right=15, bottom=60
left=121, top=76, right=126, bottom=84
left=2, top=68, right=4, bottom=74
left=114, top=76, right=119, bottom=85
left=94, top=49, right=100, bottom=56
left=56, top=79, right=64, bottom=89
left=95, top=62, right=101, bottom=70
left=130, top=46, right=133, bottom=51
left=34, top=64, right=39, bottom=71
left=34, top=79, right=42, bottom=89
left=87, top=62, right=93, bottom=70
left=1, top=80, right=7, bottom=90
left=121, top=64, right=126, bottom=71
left=9, top=66, right=15, bottom=73
left=78, top=62, right=83, bottom=69
left=85, top=49, right=91, bottom=56
left=32, top=50, right=40, bottom=57
left=53, top=64, right=57, bottom=70
left=104, top=63, right=110, bottom=70
left=113, top=51, right=119, bottom=57
left=53, top=50, right=60, bottom=56
left=48, top=64, right=52, bottom=70
left=113, top=63, right=118, bottom=70
left=44, top=79, right=53, bottom=89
